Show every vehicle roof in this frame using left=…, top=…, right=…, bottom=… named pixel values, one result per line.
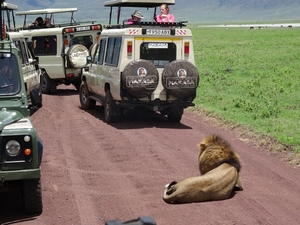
left=7, top=31, right=27, bottom=40
left=15, top=8, right=77, bottom=15
left=1, top=2, right=18, bottom=10
left=104, top=0, right=175, bottom=7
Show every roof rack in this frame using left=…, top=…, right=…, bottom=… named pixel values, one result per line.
left=105, top=21, right=187, bottom=29
left=1, top=1, right=18, bottom=32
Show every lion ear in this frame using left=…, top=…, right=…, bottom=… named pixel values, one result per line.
left=198, top=143, right=207, bottom=150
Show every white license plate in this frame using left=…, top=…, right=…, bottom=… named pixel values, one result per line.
left=148, top=43, right=168, bottom=49
left=76, top=26, right=90, bottom=31
left=146, top=29, right=170, bottom=35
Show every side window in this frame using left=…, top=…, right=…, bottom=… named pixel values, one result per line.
left=105, top=37, right=121, bottom=67
left=33, top=35, right=57, bottom=55
left=98, top=38, right=106, bottom=65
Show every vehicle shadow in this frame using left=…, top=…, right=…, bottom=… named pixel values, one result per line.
left=81, top=105, right=193, bottom=130
left=0, top=188, right=39, bottom=224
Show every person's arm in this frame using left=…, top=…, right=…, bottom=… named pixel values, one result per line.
left=156, top=15, right=162, bottom=22
left=168, top=14, right=175, bottom=22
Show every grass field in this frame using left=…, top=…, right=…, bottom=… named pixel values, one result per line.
left=190, top=27, right=300, bottom=153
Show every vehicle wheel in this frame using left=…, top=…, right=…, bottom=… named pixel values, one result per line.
left=167, top=113, right=182, bottom=122
left=79, top=82, right=96, bottom=109
left=22, top=178, right=43, bottom=214
left=104, top=90, right=120, bottom=123
left=40, top=72, right=51, bottom=94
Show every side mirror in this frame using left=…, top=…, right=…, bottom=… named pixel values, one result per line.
left=86, top=55, right=92, bottom=64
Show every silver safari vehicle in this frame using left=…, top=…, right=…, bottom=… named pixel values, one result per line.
left=80, top=0, right=199, bottom=123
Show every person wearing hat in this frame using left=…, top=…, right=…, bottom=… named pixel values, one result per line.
left=127, top=10, right=143, bottom=24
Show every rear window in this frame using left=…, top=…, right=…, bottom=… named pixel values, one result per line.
left=73, top=35, right=93, bottom=49
left=140, top=42, right=176, bottom=68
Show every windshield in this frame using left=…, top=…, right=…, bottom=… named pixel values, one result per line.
left=0, top=53, right=21, bottom=95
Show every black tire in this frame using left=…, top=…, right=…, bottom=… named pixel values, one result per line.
left=79, top=82, right=96, bottom=109
left=104, top=90, right=120, bottom=123
left=122, top=59, right=159, bottom=98
left=162, top=60, right=199, bottom=98
left=167, top=113, right=182, bottom=122
left=22, top=178, right=43, bottom=214
left=30, top=88, right=42, bottom=108
left=66, top=44, right=89, bottom=69
left=167, top=108, right=183, bottom=122
left=40, top=72, right=51, bottom=94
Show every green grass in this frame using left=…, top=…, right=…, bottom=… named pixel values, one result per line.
left=191, top=27, right=300, bottom=153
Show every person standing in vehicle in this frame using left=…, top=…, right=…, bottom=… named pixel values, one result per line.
left=128, top=10, right=143, bottom=24
left=155, top=4, right=175, bottom=22
left=44, top=18, right=54, bottom=28
left=29, top=17, right=44, bottom=28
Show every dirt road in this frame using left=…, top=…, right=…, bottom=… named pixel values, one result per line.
left=1, top=85, right=300, bottom=225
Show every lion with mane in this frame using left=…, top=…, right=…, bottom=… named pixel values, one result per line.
left=163, top=134, right=243, bottom=204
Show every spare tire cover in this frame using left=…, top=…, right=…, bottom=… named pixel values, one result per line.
left=122, top=59, right=159, bottom=98
left=67, top=44, right=89, bottom=69
left=162, top=60, right=199, bottom=98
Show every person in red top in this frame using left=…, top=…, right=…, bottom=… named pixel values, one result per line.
left=156, top=4, right=175, bottom=22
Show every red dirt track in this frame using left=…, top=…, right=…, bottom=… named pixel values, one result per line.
left=1, top=85, right=300, bottom=224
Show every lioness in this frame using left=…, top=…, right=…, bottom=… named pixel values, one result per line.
left=163, top=134, right=243, bottom=204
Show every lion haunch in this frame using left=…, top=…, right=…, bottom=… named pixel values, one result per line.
left=163, top=134, right=243, bottom=204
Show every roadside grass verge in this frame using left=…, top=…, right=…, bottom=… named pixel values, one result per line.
left=190, top=27, right=300, bottom=160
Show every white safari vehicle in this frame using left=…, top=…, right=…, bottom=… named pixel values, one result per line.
left=80, top=0, right=199, bottom=123
left=16, top=8, right=102, bottom=93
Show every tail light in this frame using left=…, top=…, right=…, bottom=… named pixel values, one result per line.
left=91, top=25, right=102, bottom=30
left=127, top=41, right=132, bottom=56
left=184, top=42, right=189, bottom=55
left=65, top=28, right=75, bottom=33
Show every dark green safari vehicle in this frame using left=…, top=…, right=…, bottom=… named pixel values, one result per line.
left=0, top=0, right=43, bottom=214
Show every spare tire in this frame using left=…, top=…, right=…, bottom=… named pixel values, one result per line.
left=122, top=59, right=159, bottom=98
left=162, top=60, right=199, bottom=98
left=66, top=44, right=89, bottom=69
